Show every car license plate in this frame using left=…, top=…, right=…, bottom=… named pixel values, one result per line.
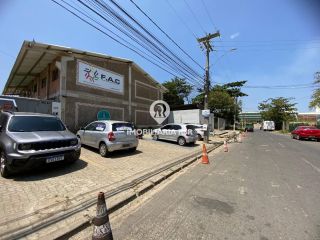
left=46, top=155, right=64, bottom=163
left=122, top=144, right=130, bottom=148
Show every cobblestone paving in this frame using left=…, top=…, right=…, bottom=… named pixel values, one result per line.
left=0, top=136, right=201, bottom=236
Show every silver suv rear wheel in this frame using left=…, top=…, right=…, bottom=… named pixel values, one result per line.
left=0, top=151, right=10, bottom=178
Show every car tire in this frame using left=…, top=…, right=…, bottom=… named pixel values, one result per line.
left=152, top=135, right=159, bottom=141
left=0, top=151, right=10, bottom=178
left=296, top=135, right=300, bottom=140
left=197, top=134, right=202, bottom=141
left=99, top=143, right=109, bottom=157
left=177, top=137, right=186, bottom=146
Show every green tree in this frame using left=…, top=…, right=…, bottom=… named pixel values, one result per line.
left=309, top=72, right=320, bottom=109
left=162, top=77, right=193, bottom=106
left=192, top=81, right=247, bottom=123
left=258, top=97, right=297, bottom=130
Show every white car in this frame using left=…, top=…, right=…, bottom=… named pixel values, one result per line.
left=77, top=121, right=138, bottom=157
left=184, top=124, right=206, bottom=140
left=152, top=123, right=197, bottom=146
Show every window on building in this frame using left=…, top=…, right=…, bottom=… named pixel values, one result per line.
left=52, top=68, right=59, bottom=81
left=41, top=78, right=46, bottom=88
left=33, top=83, right=37, bottom=93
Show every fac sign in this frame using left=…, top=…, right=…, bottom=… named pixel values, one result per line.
left=77, top=60, right=124, bottom=94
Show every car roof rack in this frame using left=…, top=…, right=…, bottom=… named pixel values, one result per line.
left=0, top=110, right=15, bottom=115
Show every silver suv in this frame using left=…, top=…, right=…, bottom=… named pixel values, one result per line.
left=76, top=121, right=138, bottom=157
left=0, top=111, right=81, bottom=178
left=152, top=123, right=197, bottom=146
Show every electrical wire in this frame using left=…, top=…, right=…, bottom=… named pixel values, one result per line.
left=200, top=0, right=218, bottom=31
left=164, top=0, right=198, bottom=39
left=103, top=0, right=204, bottom=82
left=129, top=0, right=204, bottom=71
left=52, top=0, right=203, bottom=88
left=182, top=0, right=206, bottom=34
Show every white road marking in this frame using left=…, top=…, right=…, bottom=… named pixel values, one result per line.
left=278, top=142, right=285, bottom=148
left=301, top=157, right=320, bottom=173
left=297, top=185, right=302, bottom=189
left=238, top=186, right=247, bottom=195
left=271, top=182, right=280, bottom=188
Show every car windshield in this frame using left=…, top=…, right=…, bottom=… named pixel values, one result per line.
left=112, top=122, right=134, bottom=131
left=8, top=116, right=66, bottom=132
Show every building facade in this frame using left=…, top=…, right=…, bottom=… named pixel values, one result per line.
left=3, top=41, right=166, bottom=131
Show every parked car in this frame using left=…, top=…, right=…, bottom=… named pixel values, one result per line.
left=152, top=123, right=197, bottom=146
left=77, top=120, right=138, bottom=157
left=183, top=124, right=206, bottom=140
left=262, top=121, right=275, bottom=131
left=244, top=123, right=254, bottom=132
left=291, top=126, right=320, bottom=141
left=0, top=111, right=81, bottom=178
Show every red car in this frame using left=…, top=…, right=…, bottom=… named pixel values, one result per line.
left=291, top=126, right=320, bottom=141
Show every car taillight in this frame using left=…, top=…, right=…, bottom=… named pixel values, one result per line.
left=108, top=132, right=116, bottom=141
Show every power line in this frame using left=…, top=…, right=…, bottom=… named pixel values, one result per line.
left=200, top=0, right=218, bottom=31
left=52, top=0, right=203, bottom=88
left=164, top=0, right=198, bottom=39
left=129, top=0, right=204, bottom=71
left=103, top=0, right=201, bottom=83
left=52, top=0, right=196, bottom=87
left=183, top=0, right=206, bottom=34
left=66, top=0, right=185, bottom=77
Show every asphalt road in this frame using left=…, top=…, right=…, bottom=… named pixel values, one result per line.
left=113, top=131, right=320, bottom=240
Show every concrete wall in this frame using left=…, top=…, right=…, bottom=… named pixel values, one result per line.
left=168, top=109, right=218, bottom=130
left=62, top=57, right=163, bottom=131
left=10, top=54, right=163, bottom=131
left=0, top=96, right=52, bottom=114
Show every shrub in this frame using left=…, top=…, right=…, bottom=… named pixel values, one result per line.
left=289, top=122, right=309, bottom=132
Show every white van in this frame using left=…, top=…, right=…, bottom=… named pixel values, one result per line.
left=263, top=121, right=275, bottom=131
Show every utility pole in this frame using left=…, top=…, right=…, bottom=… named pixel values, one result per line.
left=197, top=31, right=220, bottom=143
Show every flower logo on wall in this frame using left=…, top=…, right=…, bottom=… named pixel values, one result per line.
left=84, top=67, right=99, bottom=83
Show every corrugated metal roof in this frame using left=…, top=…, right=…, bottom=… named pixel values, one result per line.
left=3, top=40, right=167, bottom=94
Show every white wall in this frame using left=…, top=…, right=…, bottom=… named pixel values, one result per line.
left=168, top=109, right=201, bottom=124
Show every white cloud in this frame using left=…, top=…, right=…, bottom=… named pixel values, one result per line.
left=230, top=32, right=240, bottom=39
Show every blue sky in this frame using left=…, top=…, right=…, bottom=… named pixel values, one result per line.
left=0, top=0, right=319, bottom=112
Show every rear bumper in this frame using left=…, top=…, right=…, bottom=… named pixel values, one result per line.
left=185, top=136, right=197, bottom=143
left=108, top=140, right=138, bottom=152
left=6, top=148, right=81, bottom=172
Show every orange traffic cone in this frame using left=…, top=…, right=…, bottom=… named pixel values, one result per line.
left=92, top=192, right=114, bottom=240
left=201, top=144, right=209, bottom=164
left=224, top=140, right=228, bottom=152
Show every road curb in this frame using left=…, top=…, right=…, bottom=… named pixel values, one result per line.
left=54, top=144, right=221, bottom=239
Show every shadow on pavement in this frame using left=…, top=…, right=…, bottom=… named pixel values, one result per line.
left=82, top=145, right=143, bottom=159
left=11, top=159, right=88, bottom=181
left=155, top=139, right=200, bottom=148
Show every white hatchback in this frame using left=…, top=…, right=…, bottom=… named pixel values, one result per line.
left=77, top=121, right=138, bottom=157
left=152, top=123, right=197, bottom=146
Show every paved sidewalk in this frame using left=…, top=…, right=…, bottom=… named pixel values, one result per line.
left=0, top=136, right=203, bottom=239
